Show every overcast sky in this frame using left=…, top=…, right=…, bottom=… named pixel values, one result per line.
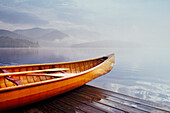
left=0, top=0, right=170, bottom=47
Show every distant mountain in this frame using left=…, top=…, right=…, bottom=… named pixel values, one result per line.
left=71, top=40, right=142, bottom=48
left=0, top=36, right=39, bottom=48
left=0, top=29, right=29, bottom=39
left=0, top=29, right=39, bottom=48
left=14, top=28, right=55, bottom=39
left=14, top=28, right=69, bottom=41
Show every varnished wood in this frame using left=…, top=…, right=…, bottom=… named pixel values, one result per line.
left=0, top=54, right=115, bottom=112
left=27, top=73, right=76, bottom=77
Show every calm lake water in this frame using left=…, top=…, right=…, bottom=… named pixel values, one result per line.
left=0, top=48, right=170, bottom=105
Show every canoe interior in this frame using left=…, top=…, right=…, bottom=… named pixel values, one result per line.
left=0, top=56, right=108, bottom=89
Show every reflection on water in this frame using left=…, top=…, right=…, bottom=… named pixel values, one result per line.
left=0, top=48, right=38, bottom=65
left=0, top=48, right=170, bottom=105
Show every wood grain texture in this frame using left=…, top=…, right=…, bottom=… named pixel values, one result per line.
left=0, top=54, right=115, bottom=112
left=3, top=85, right=170, bottom=113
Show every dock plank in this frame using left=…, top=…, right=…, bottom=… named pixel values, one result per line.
left=66, top=92, right=125, bottom=113
left=2, top=85, right=170, bottom=113
left=72, top=91, right=149, bottom=113
left=75, top=85, right=168, bottom=113
left=35, top=102, right=64, bottom=113
left=81, top=85, right=170, bottom=112
left=49, top=98, right=85, bottom=113
left=56, top=94, right=106, bottom=113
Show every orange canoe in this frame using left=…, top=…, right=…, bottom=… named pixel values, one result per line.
left=0, top=54, right=115, bottom=112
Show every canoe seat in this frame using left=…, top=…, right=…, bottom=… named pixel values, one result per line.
left=5, top=76, right=23, bottom=85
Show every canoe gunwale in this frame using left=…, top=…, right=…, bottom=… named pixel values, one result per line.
left=0, top=54, right=114, bottom=69
left=0, top=54, right=114, bottom=93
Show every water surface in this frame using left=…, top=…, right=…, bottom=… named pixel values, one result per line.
left=0, top=48, right=170, bottom=105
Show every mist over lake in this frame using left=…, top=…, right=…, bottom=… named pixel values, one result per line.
left=0, top=0, right=170, bottom=109
left=0, top=48, right=170, bottom=105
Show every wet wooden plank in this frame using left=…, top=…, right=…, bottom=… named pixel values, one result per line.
left=3, top=85, right=170, bottom=113
left=2, top=100, right=64, bottom=113
left=72, top=90, right=149, bottom=113
left=66, top=92, right=125, bottom=113
left=50, top=99, right=85, bottom=113
left=81, top=85, right=170, bottom=112
left=34, top=101, right=64, bottom=113
left=75, top=86, right=167, bottom=113
left=56, top=93, right=106, bottom=113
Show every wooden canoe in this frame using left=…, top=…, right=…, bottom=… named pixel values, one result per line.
left=0, top=53, right=115, bottom=112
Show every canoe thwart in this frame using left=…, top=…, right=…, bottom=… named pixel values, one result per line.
left=0, top=68, right=69, bottom=77
left=27, top=73, right=76, bottom=77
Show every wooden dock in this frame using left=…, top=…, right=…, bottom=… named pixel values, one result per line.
left=3, top=85, right=170, bottom=113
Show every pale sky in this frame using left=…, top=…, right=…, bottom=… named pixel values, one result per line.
left=0, top=0, right=170, bottom=47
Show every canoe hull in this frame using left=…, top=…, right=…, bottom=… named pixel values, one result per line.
left=0, top=54, right=115, bottom=112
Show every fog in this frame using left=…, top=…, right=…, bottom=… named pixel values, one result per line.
left=0, top=0, right=170, bottom=47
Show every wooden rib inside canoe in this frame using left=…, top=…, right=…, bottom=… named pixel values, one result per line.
left=0, top=53, right=115, bottom=112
